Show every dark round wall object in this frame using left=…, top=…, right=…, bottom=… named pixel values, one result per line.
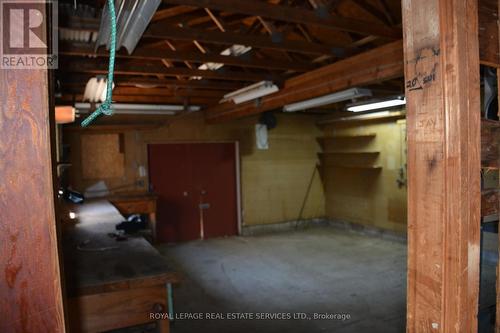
left=258, top=112, right=277, bottom=129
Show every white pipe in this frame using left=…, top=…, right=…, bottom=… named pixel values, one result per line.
left=74, top=103, right=200, bottom=115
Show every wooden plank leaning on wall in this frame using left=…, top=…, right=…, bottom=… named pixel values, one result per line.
left=403, top=0, right=481, bottom=332
left=0, top=4, right=66, bottom=333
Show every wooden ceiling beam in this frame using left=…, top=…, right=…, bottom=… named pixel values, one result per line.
left=205, top=40, right=404, bottom=122
left=62, top=86, right=225, bottom=98
left=59, top=75, right=243, bottom=91
left=144, top=24, right=346, bottom=55
left=377, top=0, right=396, bottom=25
left=204, top=3, right=500, bottom=122
left=152, top=5, right=198, bottom=22
left=59, top=44, right=314, bottom=72
left=59, top=43, right=313, bottom=72
left=162, top=0, right=401, bottom=38
left=60, top=60, right=280, bottom=82
left=58, top=94, right=218, bottom=105
left=350, top=0, right=392, bottom=25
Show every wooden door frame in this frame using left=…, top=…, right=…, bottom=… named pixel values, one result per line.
left=145, top=140, right=242, bottom=236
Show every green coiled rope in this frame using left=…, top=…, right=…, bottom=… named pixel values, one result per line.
left=81, top=0, right=116, bottom=127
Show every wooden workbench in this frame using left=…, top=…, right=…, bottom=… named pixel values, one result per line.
left=106, top=193, right=158, bottom=242
left=63, top=200, right=180, bottom=333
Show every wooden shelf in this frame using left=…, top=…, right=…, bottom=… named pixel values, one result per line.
left=318, top=151, right=379, bottom=157
left=327, top=133, right=376, bottom=139
left=324, top=164, right=382, bottom=170
left=316, top=134, right=376, bottom=149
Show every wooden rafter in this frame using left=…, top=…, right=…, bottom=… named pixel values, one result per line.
left=152, top=5, right=198, bottom=22
left=164, top=40, right=195, bottom=70
left=205, top=40, right=404, bottom=122
left=161, top=0, right=401, bottom=38
left=377, top=0, right=395, bottom=25
left=63, top=86, right=224, bottom=98
left=58, top=94, right=219, bottom=105
left=204, top=8, right=226, bottom=32
left=144, top=24, right=347, bottom=55
left=59, top=75, right=243, bottom=90
left=60, top=60, right=281, bottom=82
left=350, top=0, right=392, bottom=25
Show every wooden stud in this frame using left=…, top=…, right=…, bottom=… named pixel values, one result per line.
left=0, top=8, right=65, bottom=333
left=403, top=0, right=481, bottom=332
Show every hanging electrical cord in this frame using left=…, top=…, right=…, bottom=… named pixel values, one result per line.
left=81, top=0, right=116, bottom=127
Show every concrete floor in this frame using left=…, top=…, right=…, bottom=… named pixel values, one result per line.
left=157, top=226, right=407, bottom=333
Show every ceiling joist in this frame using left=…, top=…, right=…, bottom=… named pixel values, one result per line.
left=60, top=43, right=313, bottom=72
left=144, top=24, right=346, bottom=55
left=161, top=0, right=402, bottom=38
left=59, top=75, right=244, bottom=91
left=61, top=60, right=281, bottom=82
left=205, top=40, right=404, bottom=122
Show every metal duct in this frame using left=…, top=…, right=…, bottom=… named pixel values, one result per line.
left=95, top=0, right=161, bottom=54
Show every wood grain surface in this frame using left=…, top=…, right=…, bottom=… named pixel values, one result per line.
left=0, top=42, right=65, bottom=333
left=403, top=0, right=481, bottom=332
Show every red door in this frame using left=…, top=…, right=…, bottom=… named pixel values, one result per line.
left=148, top=143, right=238, bottom=242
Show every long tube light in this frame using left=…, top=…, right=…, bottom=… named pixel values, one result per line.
left=221, top=81, right=279, bottom=104
left=283, top=88, right=372, bottom=112
left=74, top=103, right=200, bottom=115
left=347, top=96, right=406, bottom=112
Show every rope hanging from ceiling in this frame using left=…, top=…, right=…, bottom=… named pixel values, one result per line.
left=81, top=0, right=116, bottom=127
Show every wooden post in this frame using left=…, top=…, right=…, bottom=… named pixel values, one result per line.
left=0, top=5, right=65, bottom=333
left=403, top=0, right=481, bottom=332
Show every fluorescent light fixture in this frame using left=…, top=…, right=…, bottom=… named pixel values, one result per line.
left=95, top=0, right=161, bottom=54
left=74, top=103, right=201, bottom=115
left=347, top=96, right=406, bottom=112
left=283, top=88, right=372, bottom=112
left=222, top=81, right=279, bottom=104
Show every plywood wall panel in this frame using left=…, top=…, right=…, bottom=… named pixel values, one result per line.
left=81, top=133, right=125, bottom=180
